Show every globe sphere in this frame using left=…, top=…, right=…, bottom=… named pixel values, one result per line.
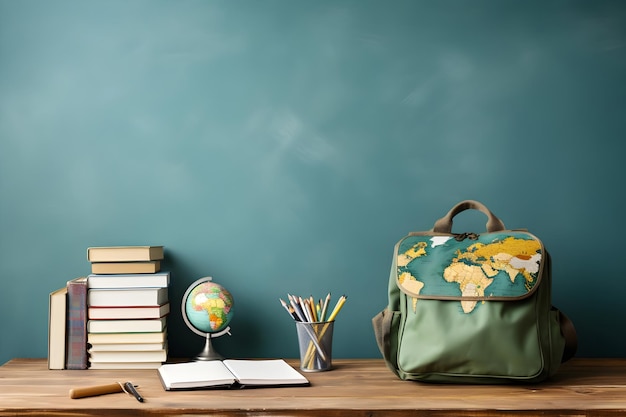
left=184, top=280, right=234, bottom=334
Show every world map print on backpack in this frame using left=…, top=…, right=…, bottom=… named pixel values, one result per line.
left=372, top=200, right=577, bottom=384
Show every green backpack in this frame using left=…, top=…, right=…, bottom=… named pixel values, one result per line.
left=372, top=200, right=577, bottom=384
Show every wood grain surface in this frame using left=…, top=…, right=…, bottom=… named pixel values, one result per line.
left=1, top=358, right=626, bottom=416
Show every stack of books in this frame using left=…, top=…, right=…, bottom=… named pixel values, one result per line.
left=86, top=246, right=170, bottom=369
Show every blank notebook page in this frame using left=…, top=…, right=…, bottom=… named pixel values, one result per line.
left=222, top=359, right=309, bottom=385
left=158, top=361, right=236, bottom=389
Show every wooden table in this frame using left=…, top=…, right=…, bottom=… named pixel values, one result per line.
left=1, top=358, right=626, bottom=416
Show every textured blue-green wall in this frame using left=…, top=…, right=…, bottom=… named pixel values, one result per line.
left=1, top=0, right=625, bottom=365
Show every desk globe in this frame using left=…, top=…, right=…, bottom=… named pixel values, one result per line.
left=182, top=277, right=235, bottom=360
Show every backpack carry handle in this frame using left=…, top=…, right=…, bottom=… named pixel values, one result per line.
left=432, top=200, right=506, bottom=233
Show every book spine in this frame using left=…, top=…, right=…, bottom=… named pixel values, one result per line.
left=66, top=278, right=89, bottom=370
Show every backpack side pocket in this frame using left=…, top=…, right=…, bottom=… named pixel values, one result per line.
left=373, top=308, right=402, bottom=377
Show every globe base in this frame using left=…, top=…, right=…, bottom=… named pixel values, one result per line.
left=195, top=334, right=224, bottom=361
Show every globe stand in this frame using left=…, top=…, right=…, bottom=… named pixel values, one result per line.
left=195, top=327, right=231, bottom=361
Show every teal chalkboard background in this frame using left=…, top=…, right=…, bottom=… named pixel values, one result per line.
left=1, top=0, right=625, bottom=365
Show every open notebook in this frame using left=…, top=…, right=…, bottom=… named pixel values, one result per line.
left=157, top=359, right=310, bottom=390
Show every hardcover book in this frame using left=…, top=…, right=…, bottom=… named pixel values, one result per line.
left=66, top=277, right=89, bottom=370
left=87, top=272, right=170, bottom=289
left=87, top=331, right=167, bottom=345
left=87, top=246, right=164, bottom=262
left=48, top=286, right=68, bottom=370
left=91, top=261, right=161, bottom=274
left=88, top=287, right=168, bottom=307
left=88, top=361, right=164, bottom=370
left=157, top=359, right=309, bottom=390
left=88, top=317, right=167, bottom=333
left=88, top=303, right=170, bottom=320
left=88, top=349, right=167, bottom=363
left=88, top=342, right=166, bottom=351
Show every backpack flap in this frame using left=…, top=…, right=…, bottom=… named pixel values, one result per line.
left=396, top=231, right=544, bottom=308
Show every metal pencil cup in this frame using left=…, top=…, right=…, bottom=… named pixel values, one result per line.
left=295, top=321, right=334, bottom=372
